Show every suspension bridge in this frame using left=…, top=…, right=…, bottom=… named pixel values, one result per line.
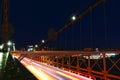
left=0, top=0, right=120, bottom=80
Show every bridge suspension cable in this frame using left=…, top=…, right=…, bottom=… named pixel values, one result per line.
left=57, top=0, right=105, bottom=34
left=103, top=0, right=107, bottom=48
left=40, top=0, right=105, bottom=47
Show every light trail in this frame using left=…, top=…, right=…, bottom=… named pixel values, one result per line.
left=23, top=59, right=70, bottom=80
left=31, top=60, right=93, bottom=80
left=56, top=71, right=79, bottom=80
left=31, top=62, right=65, bottom=80
left=21, top=60, right=57, bottom=80
left=19, top=57, right=93, bottom=80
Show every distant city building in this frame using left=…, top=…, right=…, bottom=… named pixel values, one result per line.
left=27, top=45, right=34, bottom=51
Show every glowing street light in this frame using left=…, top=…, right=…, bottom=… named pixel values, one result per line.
left=7, top=41, right=12, bottom=46
left=0, top=44, right=4, bottom=49
left=42, top=40, right=45, bottom=43
left=35, top=45, right=38, bottom=48
left=71, top=15, right=76, bottom=21
left=7, top=41, right=13, bottom=51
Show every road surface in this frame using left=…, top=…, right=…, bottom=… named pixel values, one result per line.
left=19, top=57, right=93, bottom=80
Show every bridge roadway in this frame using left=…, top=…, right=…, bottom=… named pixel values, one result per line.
left=14, top=56, right=93, bottom=80
left=12, top=50, right=120, bottom=56
left=12, top=50, right=120, bottom=79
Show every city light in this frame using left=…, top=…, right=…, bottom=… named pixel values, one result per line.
left=0, top=52, right=3, bottom=62
left=27, top=45, right=34, bottom=52
left=7, top=41, right=12, bottom=46
left=42, top=40, right=45, bottom=43
left=71, top=15, right=76, bottom=21
left=35, top=45, right=38, bottom=48
left=0, top=44, right=4, bottom=49
left=12, top=43, right=16, bottom=51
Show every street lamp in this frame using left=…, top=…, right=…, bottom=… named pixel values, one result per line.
left=7, top=41, right=13, bottom=51
left=42, top=40, right=45, bottom=43
left=7, top=41, right=12, bottom=46
left=71, top=15, right=76, bottom=21
left=0, top=44, right=4, bottom=50
left=35, top=45, right=38, bottom=48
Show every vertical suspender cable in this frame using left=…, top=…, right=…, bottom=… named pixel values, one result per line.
left=103, top=0, right=107, bottom=49
left=90, top=6, right=93, bottom=49
left=86, top=0, right=93, bottom=49
left=65, top=29, right=67, bottom=50
left=71, top=25, right=73, bottom=50
left=71, top=22, right=74, bottom=50
left=80, top=19, right=82, bottom=50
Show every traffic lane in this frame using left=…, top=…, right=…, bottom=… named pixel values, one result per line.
left=23, top=58, right=71, bottom=80
left=31, top=61, right=80, bottom=80
left=21, top=59, right=57, bottom=80
left=23, top=58, right=92, bottom=80
left=32, top=59, right=92, bottom=80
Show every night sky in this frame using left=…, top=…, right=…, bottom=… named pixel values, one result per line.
left=0, top=0, right=120, bottom=49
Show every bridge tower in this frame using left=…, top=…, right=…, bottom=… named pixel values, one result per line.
left=0, top=0, right=16, bottom=79
left=0, top=0, right=13, bottom=46
left=2, top=0, right=9, bottom=42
